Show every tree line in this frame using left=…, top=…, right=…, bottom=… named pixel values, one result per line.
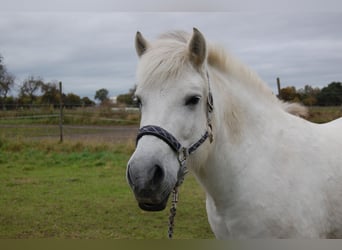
left=0, top=54, right=98, bottom=110
left=2, top=53, right=342, bottom=109
left=0, top=75, right=96, bottom=110
left=279, top=82, right=342, bottom=106
left=115, top=83, right=342, bottom=107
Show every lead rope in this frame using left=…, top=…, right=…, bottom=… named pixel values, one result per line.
left=168, top=148, right=187, bottom=239
left=168, top=187, right=179, bottom=239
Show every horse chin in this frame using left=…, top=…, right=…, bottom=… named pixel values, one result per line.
left=138, top=194, right=170, bottom=212
left=138, top=202, right=167, bottom=211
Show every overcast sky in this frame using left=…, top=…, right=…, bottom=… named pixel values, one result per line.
left=1, top=11, right=342, bottom=99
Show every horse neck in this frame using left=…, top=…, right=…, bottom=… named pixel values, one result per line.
left=211, top=66, right=282, bottom=142
left=193, top=67, right=286, bottom=206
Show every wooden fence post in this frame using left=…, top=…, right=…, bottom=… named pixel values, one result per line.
left=59, top=81, right=63, bottom=143
left=277, top=77, right=282, bottom=99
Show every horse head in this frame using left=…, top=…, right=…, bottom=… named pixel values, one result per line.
left=126, top=28, right=213, bottom=211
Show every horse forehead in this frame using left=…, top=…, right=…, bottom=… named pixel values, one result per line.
left=136, top=45, right=194, bottom=85
left=136, top=80, right=185, bottom=101
left=136, top=66, right=203, bottom=95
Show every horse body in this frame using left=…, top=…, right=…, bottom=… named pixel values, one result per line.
left=201, top=78, right=342, bottom=238
left=190, top=61, right=342, bottom=238
left=127, top=28, right=342, bottom=238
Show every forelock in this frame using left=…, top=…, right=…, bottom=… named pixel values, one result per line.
left=137, top=31, right=193, bottom=85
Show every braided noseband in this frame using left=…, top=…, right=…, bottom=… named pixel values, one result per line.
left=136, top=126, right=209, bottom=158
left=136, top=125, right=209, bottom=186
left=135, top=71, right=214, bottom=238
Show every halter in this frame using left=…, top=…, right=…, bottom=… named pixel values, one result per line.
left=135, top=71, right=214, bottom=239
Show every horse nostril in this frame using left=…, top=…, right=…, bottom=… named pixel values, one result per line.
left=151, top=164, right=165, bottom=186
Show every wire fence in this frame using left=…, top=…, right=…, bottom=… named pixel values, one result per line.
left=2, top=105, right=342, bottom=144
left=0, top=106, right=140, bottom=143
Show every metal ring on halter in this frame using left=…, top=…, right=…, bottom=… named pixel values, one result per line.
left=178, top=147, right=188, bottom=167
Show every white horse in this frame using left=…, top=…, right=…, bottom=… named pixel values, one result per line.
left=126, top=28, right=342, bottom=238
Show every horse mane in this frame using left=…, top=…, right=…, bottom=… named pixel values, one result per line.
left=280, top=101, right=308, bottom=118
left=153, top=31, right=308, bottom=118
left=206, top=44, right=308, bottom=117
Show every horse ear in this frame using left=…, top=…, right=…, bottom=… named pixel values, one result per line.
left=135, top=31, right=149, bottom=57
left=188, top=28, right=207, bottom=67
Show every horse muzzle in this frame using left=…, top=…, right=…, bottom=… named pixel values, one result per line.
left=127, top=161, right=174, bottom=211
left=126, top=124, right=210, bottom=212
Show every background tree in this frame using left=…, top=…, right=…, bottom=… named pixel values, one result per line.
left=64, top=93, right=82, bottom=108
left=116, top=85, right=137, bottom=106
left=278, top=82, right=342, bottom=106
left=297, top=85, right=320, bottom=106
left=317, top=82, right=342, bottom=106
left=40, top=82, right=60, bottom=107
left=0, top=54, right=15, bottom=109
left=94, top=88, right=109, bottom=104
left=81, top=97, right=95, bottom=107
left=19, top=76, right=44, bottom=105
left=279, top=86, right=297, bottom=102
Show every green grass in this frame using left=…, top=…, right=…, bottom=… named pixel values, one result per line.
left=0, top=139, right=213, bottom=239
left=307, top=106, right=342, bottom=123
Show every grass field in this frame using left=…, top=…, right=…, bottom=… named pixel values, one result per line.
left=0, top=138, right=213, bottom=239
left=307, top=106, right=342, bottom=123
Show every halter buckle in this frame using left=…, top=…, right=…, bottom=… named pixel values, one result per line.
left=178, top=147, right=188, bottom=167
left=176, top=147, right=189, bottom=187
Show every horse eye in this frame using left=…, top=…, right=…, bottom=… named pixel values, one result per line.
left=185, top=96, right=201, bottom=106
left=133, top=96, right=142, bottom=108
